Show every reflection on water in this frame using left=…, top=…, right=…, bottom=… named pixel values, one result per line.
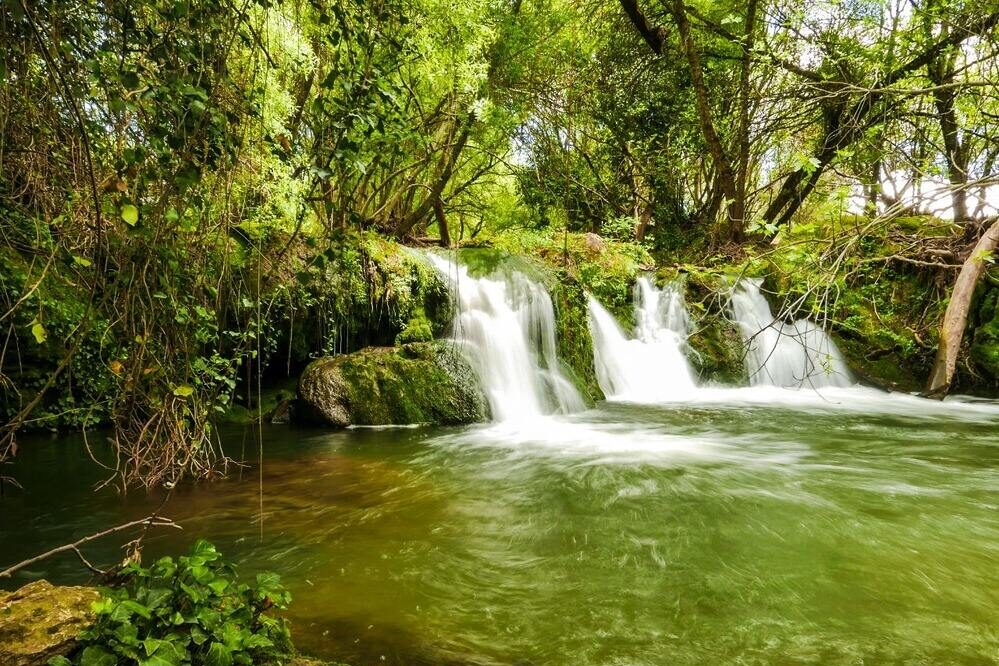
left=1, top=391, right=998, bottom=665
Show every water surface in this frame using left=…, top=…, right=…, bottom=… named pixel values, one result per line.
left=2, top=390, right=997, bottom=665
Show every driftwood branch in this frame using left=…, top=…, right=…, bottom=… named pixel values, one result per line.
left=0, top=515, right=181, bottom=579
left=925, top=218, right=999, bottom=397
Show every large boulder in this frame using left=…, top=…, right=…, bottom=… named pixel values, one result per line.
left=298, top=342, right=489, bottom=427
left=0, top=580, right=98, bottom=666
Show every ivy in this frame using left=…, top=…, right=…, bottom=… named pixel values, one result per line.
left=49, top=540, right=293, bottom=666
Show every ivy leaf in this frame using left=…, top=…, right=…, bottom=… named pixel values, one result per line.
left=173, top=385, right=195, bottom=397
left=30, top=319, right=47, bottom=344
left=204, top=642, right=233, bottom=666
left=79, top=646, right=117, bottom=666
left=141, top=637, right=186, bottom=666
left=121, top=204, right=139, bottom=226
left=110, top=599, right=152, bottom=622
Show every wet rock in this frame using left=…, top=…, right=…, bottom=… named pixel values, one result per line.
left=0, top=580, right=98, bottom=666
left=298, top=341, right=490, bottom=427
left=688, top=314, right=747, bottom=384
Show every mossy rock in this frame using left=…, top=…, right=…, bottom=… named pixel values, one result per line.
left=687, top=314, right=747, bottom=384
left=297, top=342, right=489, bottom=427
left=0, top=580, right=98, bottom=666
left=971, top=287, right=999, bottom=384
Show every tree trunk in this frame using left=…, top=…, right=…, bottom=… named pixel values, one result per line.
left=395, top=116, right=473, bottom=238
left=668, top=0, right=741, bottom=237
left=866, top=156, right=881, bottom=215
left=433, top=197, right=451, bottom=247
left=617, top=0, right=743, bottom=240
left=733, top=0, right=758, bottom=241
left=925, top=218, right=999, bottom=397
left=928, top=48, right=970, bottom=221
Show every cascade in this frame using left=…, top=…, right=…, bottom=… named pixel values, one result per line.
left=427, top=255, right=584, bottom=420
left=729, top=279, right=853, bottom=388
left=587, top=277, right=697, bottom=402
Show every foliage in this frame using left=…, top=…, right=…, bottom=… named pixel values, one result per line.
left=49, top=540, right=292, bottom=666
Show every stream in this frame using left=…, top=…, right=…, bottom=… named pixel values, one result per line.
left=3, top=391, right=998, bottom=665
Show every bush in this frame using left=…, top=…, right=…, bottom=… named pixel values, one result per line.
left=50, top=540, right=292, bottom=666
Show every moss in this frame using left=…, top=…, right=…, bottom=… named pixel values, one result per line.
left=265, top=230, right=453, bottom=369
left=0, top=580, right=99, bottom=665
left=971, top=287, right=999, bottom=384
left=395, top=315, right=434, bottom=345
left=297, top=342, right=489, bottom=427
left=687, top=313, right=746, bottom=384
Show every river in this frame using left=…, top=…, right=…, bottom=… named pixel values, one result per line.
left=3, top=389, right=997, bottom=665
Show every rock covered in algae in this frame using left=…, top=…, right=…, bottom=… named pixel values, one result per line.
left=298, top=341, right=490, bottom=427
left=0, top=580, right=98, bottom=666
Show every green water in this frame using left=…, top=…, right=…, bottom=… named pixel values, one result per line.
left=2, top=392, right=998, bottom=665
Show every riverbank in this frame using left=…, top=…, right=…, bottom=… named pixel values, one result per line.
left=0, top=560, right=345, bottom=666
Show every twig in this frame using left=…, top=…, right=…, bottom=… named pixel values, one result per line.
left=0, top=515, right=181, bottom=579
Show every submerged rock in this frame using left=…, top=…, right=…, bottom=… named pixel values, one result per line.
left=0, top=580, right=98, bottom=666
left=298, top=341, right=490, bottom=427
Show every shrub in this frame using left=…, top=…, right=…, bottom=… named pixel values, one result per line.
left=50, top=540, right=292, bottom=666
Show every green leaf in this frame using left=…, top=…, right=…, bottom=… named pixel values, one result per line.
left=139, top=655, right=183, bottom=666
left=72, top=254, right=92, bottom=267
left=113, top=621, right=140, bottom=645
left=111, top=599, right=152, bottom=622
left=207, top=578, right=229, bottom=595
left=191, top=539, right=219, bottom=559
left=30, top=320, right=47, bottom=344
left=143, top=587, right=173, bottom=610
left=173, top=385, right=195, bottom=397
left=141, top=637, right=185, bottom=666
left=121, top=203, right=139, bottom=226
left=204, top=642, right=233, bottom=666
left=80, top=646, right=117, bottom=666
left=243, top=634, right=274, bottom=649
left=255, top=572, right=283, bottom=598
left=47, top=657, right=72, bottom=666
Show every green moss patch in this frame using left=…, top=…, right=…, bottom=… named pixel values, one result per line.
left=297, top=342, right=489, bottom=427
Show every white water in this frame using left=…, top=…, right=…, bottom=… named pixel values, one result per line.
left=429, top=265, right=997, bottom=460
left=587, top=277, right=697, bottom=402
left=730, top=279, right=853, bottom=388
left=428, top=255, right=584, bottom=421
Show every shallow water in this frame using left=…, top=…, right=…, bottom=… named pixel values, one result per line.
left=2, top=390, right=998, bottom=665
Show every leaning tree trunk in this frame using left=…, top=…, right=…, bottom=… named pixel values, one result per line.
left=925, top=218, right=999, bottom=398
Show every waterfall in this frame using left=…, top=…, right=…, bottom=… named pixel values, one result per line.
left=729, top=279, right=853, bottom=388
left=427, top=254, right=584, bottom=420
left=587, top=277, right=697, bottom=402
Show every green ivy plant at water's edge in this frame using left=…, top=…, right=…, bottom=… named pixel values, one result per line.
left=49, top=540, right=293, bottom=666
